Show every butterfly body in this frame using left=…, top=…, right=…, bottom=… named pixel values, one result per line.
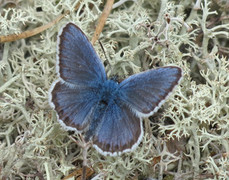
left=98, top=79, right=119, bottom=105
left=86, top=79, right=127, bottom=141
left=49, top=23, right=182, bottom=156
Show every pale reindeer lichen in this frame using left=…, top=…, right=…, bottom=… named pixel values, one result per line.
left=0, top=0, right=228, bottom=179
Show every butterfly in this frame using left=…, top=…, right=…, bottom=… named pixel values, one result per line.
left=49, top=22, right=182, bottom=156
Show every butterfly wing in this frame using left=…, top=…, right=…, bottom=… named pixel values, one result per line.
left=49, top=23, right=106, bottom=131
left=49, top=80, right=99, bottom=131
left=118, top=66, right=182, bottom=116
left=92, top=102, right=143, bottom=156
left=57, top=22, right=106, bottom=86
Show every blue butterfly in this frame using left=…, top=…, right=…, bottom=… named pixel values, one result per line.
left=49, top=22, right=182, bottom=156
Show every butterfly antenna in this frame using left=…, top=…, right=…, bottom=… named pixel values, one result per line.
left=98, top=40, right=117, bottom=79
left=98, top=40, right=110, bottom=67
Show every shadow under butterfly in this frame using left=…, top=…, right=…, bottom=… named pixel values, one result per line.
left=49, top=22, right=182, bottom=156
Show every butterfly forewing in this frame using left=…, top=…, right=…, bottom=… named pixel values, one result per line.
left=57, top=23, right=106, bottom=86
left=119, top=66, right=182, bottom=116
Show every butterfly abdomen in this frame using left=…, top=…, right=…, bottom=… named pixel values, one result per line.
left=85, top=79, right=120, bottom=141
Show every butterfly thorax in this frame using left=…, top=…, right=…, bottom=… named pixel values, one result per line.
left=98, top=79, right=119, bottom=105
left=85, top=79, right=120, bottom=141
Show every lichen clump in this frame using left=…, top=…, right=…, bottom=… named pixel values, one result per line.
left=0, top=0, right=229, bottom=179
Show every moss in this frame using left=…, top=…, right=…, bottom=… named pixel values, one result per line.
left=0, top=0, right=229, bottom=179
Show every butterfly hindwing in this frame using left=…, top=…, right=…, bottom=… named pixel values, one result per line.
left=50, top=81, right=99, bottom=131
left=92, top=102, right=142, bottom=156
